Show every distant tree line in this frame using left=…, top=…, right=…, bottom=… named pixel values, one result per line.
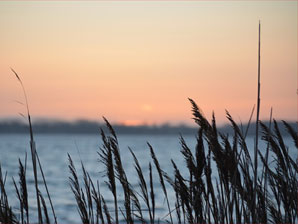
left=0, top=120, right=296, bottom=135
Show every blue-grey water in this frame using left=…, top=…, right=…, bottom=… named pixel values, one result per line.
left=0, top=134, right=296, bottom=223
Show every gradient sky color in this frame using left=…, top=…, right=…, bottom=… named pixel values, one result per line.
left=0, top=1, right=297, bottom=125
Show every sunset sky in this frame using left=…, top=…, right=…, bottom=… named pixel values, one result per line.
left=0, top=1, right=297, bottom=126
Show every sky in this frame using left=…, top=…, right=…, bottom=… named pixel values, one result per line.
left=0, top=1, right=297, bottom=126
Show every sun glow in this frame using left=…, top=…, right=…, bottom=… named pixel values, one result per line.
left=119, top=120, right=147, bottom=127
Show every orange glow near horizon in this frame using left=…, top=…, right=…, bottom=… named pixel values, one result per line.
left=119, top=120, right=149, bottom=127
left=0, top=1, right=297, bottom=126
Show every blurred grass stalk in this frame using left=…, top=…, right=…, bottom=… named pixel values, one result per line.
left=9, top=69, right=57, bottom=224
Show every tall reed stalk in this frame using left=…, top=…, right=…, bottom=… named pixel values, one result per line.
left=11, top=68, right=43, bottom=223
left=10, top=69, right=56, bottom=224
left=253, top=21, right=261, bottom=220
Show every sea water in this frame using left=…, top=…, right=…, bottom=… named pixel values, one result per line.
left=0, top=134, right=296, bottom=223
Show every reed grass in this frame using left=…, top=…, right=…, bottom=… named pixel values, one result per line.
left=10, top=68, right=43, bottom=223
left=0, top=69, right=57, bottom=224
left=0, top=98, right=297, bottom=223
left=64, top=101, right=296, bottom=224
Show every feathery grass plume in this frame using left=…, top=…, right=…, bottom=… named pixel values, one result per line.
left=273, top=121, right=297, bottom=184
left=180, top=136, right=195, bottom=184
left=282, top=121, right=298, bottom=148
left=261, top=122, right=287, bottom=173
left=260, top=121, right=298, bottom=223
left=220, top=133, right=241, bottom=189
left=273, top=120, right=290, bottom=169
left=180, top=135, right=204, bottom=223
left=189, top=100, right=226, bottom=180
left=171, top=160, right=193, bottom=224
left=11, top=68, right=43, bottom=223
left=226, top=110, right=253, bottom=167
left=98, top=128, right=118, bottom=224
left=282, top=122, right=298, bottom=172
left=68, top=154, right=90, bottom=224
left=102, top=118, right=133, bottom=223
left=188, top=98, right=210, bottom=132
left=129, top=148, right=151, bottom=223
left=148, top=143, right=173, bottom=224
left=102, top=116, right=117, bottom=141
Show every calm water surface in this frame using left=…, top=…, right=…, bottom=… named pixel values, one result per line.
left=0, top=134, right=296, bottom=223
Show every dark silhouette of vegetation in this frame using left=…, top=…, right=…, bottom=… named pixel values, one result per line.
left=1, top=99, right=297, bottom=223
left=0, top=119, right=296, bottom=135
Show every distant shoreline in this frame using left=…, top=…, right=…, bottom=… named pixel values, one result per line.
left=0, top=120, right=296, bottom=135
